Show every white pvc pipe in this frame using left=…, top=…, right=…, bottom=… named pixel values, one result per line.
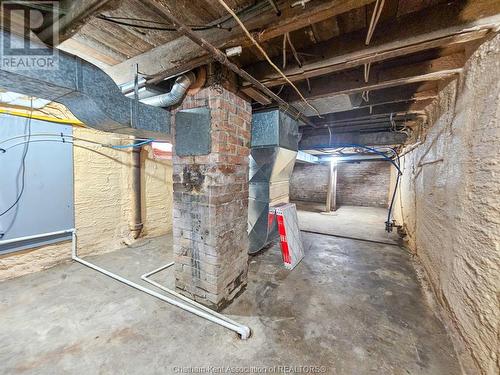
left=0, top=229, right=74, bottom=246
left=141, top=262, right=249, bottom=331
left=70, top=231, right=250, bottom=339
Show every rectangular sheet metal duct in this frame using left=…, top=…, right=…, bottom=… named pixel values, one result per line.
left=0, top=30, right=170, bottom=138
left=248, top=109, right=299, bottom=254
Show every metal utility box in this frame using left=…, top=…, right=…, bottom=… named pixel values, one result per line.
left=175, top=108, right=211, bottom=156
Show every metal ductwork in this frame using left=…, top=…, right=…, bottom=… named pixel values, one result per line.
left=0, top=30, right=170, bottom=138
left=140, top=72, right=195, bottom=108
left=248, top=109, right=299, bottom=254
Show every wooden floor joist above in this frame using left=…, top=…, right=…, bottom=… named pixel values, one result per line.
left=311, top=100, right=434, bottom=126
left=8, top=0, right=499, bottom=143
left=105, top=0, right=376, bottom=83
left=282, top=52, right=466, bottom=102
left=244, top=0, right=500, bottom=87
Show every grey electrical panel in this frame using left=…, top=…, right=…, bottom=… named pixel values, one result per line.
left=0, top=114, right=75, bottom=254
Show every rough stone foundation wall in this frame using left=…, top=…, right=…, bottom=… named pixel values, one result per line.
left=290, top=161, right=390, bottom=207
left=0, top=127, right=173, bottom=281
left=172, top=87, right=251, bottom=310
left=392, top=36, right=499, bottom=375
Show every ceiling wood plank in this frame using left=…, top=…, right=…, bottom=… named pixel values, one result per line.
left=245, top=0, right=500, bottom=87
left=239, top=86, right=272, bottom=105
left=353, top=87, right=438, bottom=109
left=39, top=0, right=122, bottom=44
left=283, top=52, right=466, bottom=102
left=312, top=100, right=433, bottom=125
left=106, top=0, right=375, bottom=83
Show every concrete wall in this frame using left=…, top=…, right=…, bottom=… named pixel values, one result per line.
left=0, top=127, right=173, bottom=281
left=392, top=36, right=499, bottom=375
left=290, top=161, right=391, bottom=207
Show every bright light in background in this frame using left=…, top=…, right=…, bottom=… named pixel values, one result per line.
left=320, top=155, right=337, bottom=163
left=152, top=142, right=172, bottom=160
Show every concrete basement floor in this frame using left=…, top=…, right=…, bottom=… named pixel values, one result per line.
left=294, top=201, right=400, bottom=245
left=0, top=231, right=460, bottom=374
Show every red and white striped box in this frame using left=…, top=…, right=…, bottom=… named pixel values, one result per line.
left=273, top=203, right=304, bottom=270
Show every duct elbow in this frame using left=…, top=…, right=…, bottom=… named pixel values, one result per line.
left=140, top=72, right=196, bottom=108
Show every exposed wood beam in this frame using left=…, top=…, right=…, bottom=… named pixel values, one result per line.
left=314, top=99, right=433, bottom=125
left=106, top=0, right=375, bottom=83
left=350, top=86, right=438, bottom=108
left=283, top=53, right=465, bottom=102
left=300, top=130, right=409, bottom=147
left=352, top=87, right=437, bottom=110
left=239, top=86, right=272, bottom=105
left=57, top=37, right=121, bottom=68
left=313, top=115, right=422, bottom=128
left=304, top=85, right=438, bottom=115
left=301, top=120, right=417, bottom=135
left=316, top=124, right=409, bottom=134
left=311, top=100, right=433, bottom=125
left=245, top=0, right=500, bottom=87
left=39, top=0, right=121, bottom=44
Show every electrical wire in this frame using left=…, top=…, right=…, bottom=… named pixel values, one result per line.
left=0, top=134, right=157, bottom=149
left=1, top=139, right=75, bottom=152
left=96, top=15, right=233, bottom=31
left=215, top=0, right=322, bottom=118
left=0, top=133, right=101, bottom=147
left=0, top=99, right=33, bottom=218
left=365, top=0, right=385, bottom=45
left=109, top=139, right=153, bottom=149
left=96, top=0, right=268, bottom=33
left=312, top=142, right=402, bottom=232
left=386, top=151, right=401, bottom=231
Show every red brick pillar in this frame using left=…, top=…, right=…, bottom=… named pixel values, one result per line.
left=171, top=86, right=251, bottom=310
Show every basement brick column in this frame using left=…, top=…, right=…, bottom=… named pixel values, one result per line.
left=171, top=86, right=251, bottom=310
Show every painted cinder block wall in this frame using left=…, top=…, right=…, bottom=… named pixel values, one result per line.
left=391, top=36, right=499, bottom=375
left=290, top=161, right=391, bottom=207
left=0, top=127, right=173, bottom=281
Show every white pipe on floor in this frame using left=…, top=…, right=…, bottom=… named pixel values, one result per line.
left=141, top=262, right=249, bottom=331
left=70, top=231, right=250, bottom=339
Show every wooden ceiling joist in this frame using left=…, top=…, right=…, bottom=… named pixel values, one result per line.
left=311, top=100, right=433, bottom=126
left=352, top=87, right=437, bottom=110
left=39, top=0, right=121, bottom=44
left=283, top=52, right=465, bottom=102
left=106, top=0, right=375, bottom=83
left=245, top=0, right=500, bottom=87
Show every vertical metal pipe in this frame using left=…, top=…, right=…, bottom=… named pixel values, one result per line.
left=326, top=160, right=337, bottom=212
left=130, top=139, right=143, bottom=239
left=331, top=161, right=337, bottom=211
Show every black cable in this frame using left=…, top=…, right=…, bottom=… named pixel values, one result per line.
left=96, top=15, right=233, bottom=31
left=386, top=151, right=401, bottom=232
left=0, top=100, right=33, bottom=218
left=96, top=1, right=272, bottom=32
